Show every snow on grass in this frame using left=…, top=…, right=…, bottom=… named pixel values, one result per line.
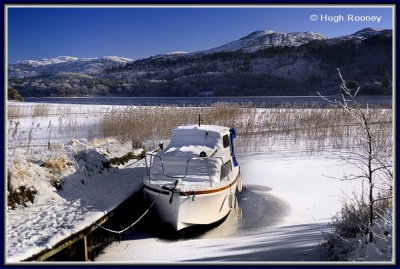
left=6, top=137, right=146, bottom=262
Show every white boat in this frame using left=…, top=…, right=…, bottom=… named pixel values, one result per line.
left=143, top=124, right=242, bottom=231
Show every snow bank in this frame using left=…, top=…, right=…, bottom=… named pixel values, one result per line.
left=322, top=210, right=393, bottom=261
left=6, top=138, right=146, bottom=262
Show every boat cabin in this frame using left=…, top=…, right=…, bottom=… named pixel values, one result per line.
left=145, top=124, right=238, bottom=191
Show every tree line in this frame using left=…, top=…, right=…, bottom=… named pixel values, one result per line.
left=9, top=34, right=392, bottom=97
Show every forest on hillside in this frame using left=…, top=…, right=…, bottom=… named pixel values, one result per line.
left=9, top=34, right=392, bottom=97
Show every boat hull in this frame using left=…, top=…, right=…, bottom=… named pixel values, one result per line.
left=143, top=177, right=239, bottom=231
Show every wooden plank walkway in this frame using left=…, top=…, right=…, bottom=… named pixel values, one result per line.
left=21, top=148, right=160, bottom=262
left=23, top=201, right=119, bottom=261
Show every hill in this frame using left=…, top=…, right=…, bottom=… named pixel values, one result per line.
left=8, top=28, right=392, bottom=97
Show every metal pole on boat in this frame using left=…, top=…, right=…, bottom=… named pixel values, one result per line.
left=198, top=113, right=201, bottom=127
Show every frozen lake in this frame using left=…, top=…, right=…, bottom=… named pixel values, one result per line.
left=6, top=101, right=392, bottom=263
left=23, top=95, right=392, bottom=107
left=94, top=151, right=363, bottom=263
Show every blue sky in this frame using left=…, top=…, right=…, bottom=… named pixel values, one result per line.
left=7, top=6, right=393, bottom=63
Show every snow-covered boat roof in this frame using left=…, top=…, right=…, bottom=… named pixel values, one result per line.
left=173, top=124, right=230, bottom=133
left=168, top=124, right=230, bottom=152
left=166, top=124, right=231, bottom=159
left=169, top=124, right=230, bottom=144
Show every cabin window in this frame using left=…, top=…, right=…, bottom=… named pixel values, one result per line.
left=223, top=135, right=230, bottom=148
left=220, top=160, right=232, bottom=180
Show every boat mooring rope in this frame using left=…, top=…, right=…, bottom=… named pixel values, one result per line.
left=93, top=188, right=162, bottom=237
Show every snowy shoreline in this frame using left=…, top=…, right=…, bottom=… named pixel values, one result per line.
left=95, top=151, right=392, bottom=263
left=6, top=138, right=147, bottom=262
left=6, top=102, right=393, bottom=263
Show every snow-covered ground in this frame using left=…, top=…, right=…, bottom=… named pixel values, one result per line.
left=94, top=151, right=372, bottom=263
left=5, top=102, right=393, bottom=264
left=6, top=138, right=146, bottom=262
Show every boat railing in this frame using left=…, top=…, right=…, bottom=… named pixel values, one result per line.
left=144, top=153, right=224, bottom=187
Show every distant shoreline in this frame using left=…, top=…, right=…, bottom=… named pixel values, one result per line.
left=17, top=95, right=392, bottom=108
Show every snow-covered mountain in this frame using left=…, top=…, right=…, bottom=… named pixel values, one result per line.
left=150, top=27, right=388, bottom=59
left=8, top=28, right=392, bottom=97
left=327, top=27, right=392, bottom=45
left=8, top=28, right=390, bottom=80
left=351, top=27, right=392, bottom=38
left=8, top=56, right=133, bottom=79
left=203, top=30, right=327, bottom=53
left=166, top=51, right=189, bottom=55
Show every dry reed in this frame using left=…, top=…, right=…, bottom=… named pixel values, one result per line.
left=100, top=103, right=392, bottom=153
left=8, top=103, right=51, bottom=118
left=41, top=156, right=72, bottom=174
left=7, top=104, right=25, bottom=118
left=32, top=104, right=50, bottom=117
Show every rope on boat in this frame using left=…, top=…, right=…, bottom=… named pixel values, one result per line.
left=93, top=188, right=162, bottom=236
left=93, top=147, right=163, bottom=238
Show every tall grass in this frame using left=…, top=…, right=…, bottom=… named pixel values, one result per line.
left=100, top=103, right=255, bottom=148
left=7, top=103, right=98, bottom=119
left=7, top=105, right=24, bottom=118
left=32, top=104, right=51, bottom=117
left=8, top=103, right=51, bottom=118
left=7, top=102, right=392, bottom=154
left=100, top=103, right=392, bottom=153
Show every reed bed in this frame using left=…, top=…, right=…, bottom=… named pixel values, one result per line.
left=8, top=103, right=51, bottom=118
left=7, top=104, right=26, bottom=118
left=7, top=103, right=106, bottom=119
left=32, top=104, right=51, bottom=117
left=100, top=103, right=392, bottom=153
left=100, top=103, right=255, bottom=148
left=7, top=102, right=392, bottom=154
